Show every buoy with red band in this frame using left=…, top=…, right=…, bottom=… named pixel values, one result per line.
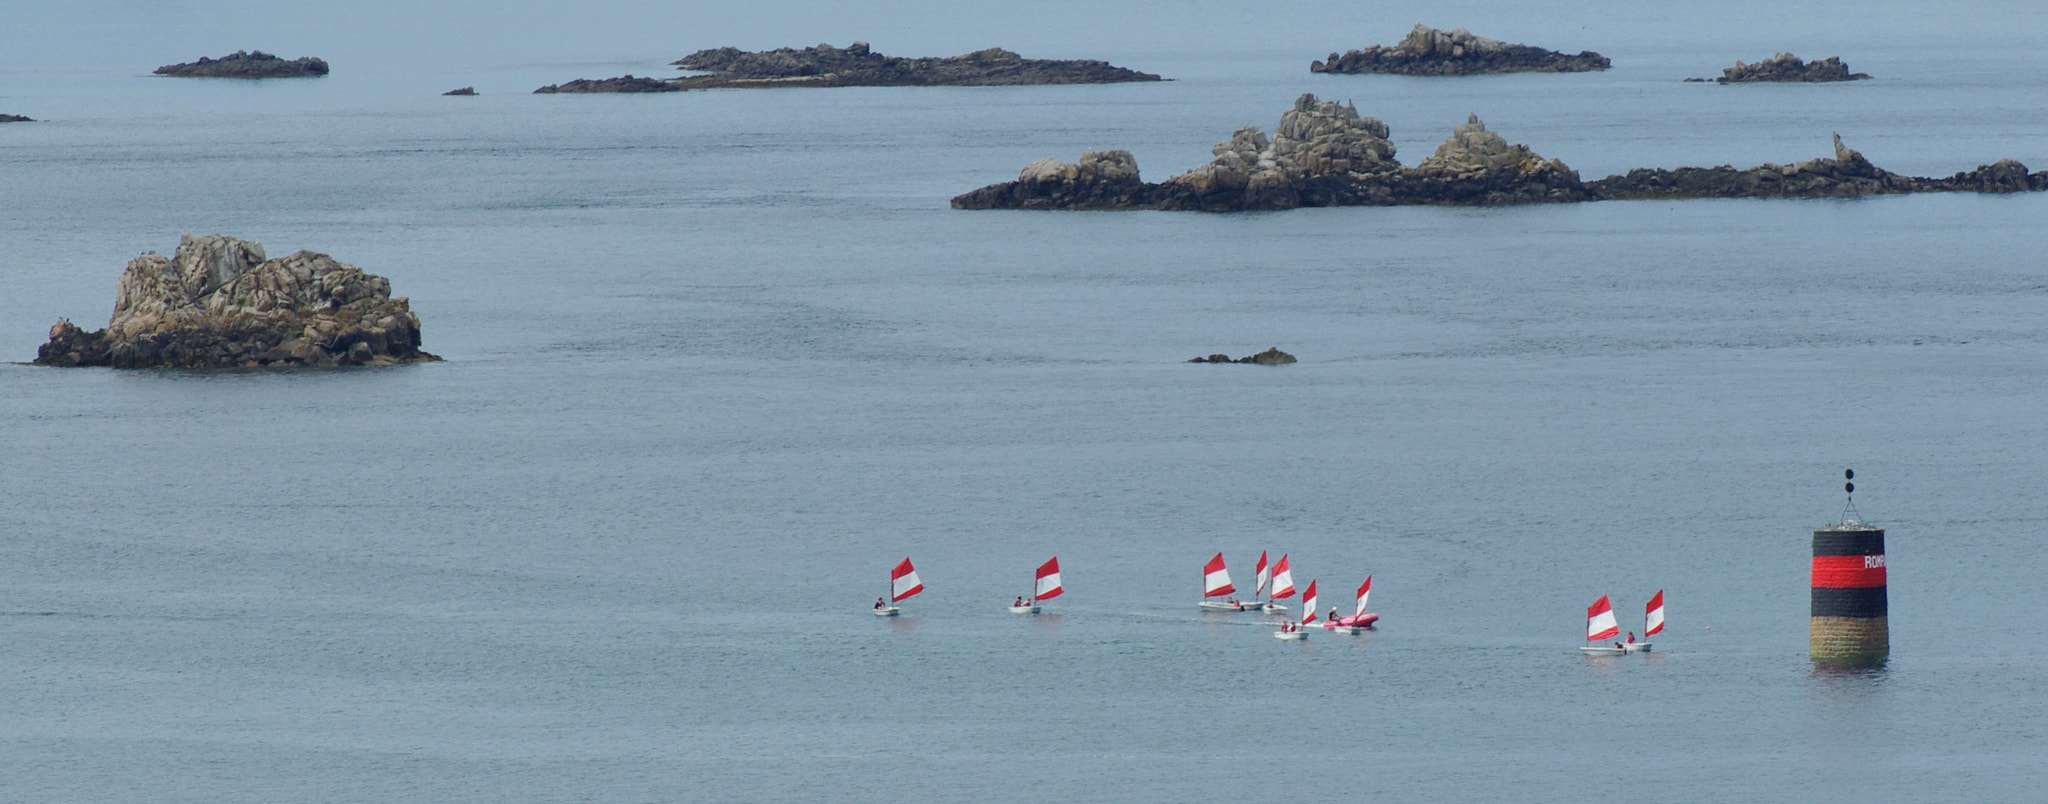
left=1810, top=522, right=1888, bottom=666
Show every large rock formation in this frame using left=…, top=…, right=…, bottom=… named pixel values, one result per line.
left=34, top=234, right=437, bottom=368
left=952, top=96, right=2048, bottom=212
left=1700, top=53, right=1871, bottom=83
left=539, top=42, right=1162, bottom=92
left=0, top=114, right=31, bottom=123
left=1312, top=25, right=1608, bottom=75
left=955, top=94, right=1590, bottom=211
left=154, top=51, right=329, bottom=78
left=1189, top=348, right=1297, bottom=365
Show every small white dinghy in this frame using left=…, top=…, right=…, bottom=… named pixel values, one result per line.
left=1579, top=594, right=1627, bottom=655
left=1276, top=580, right=1317, bottom=640
left=1012, top=557, right=1062, bottom=613
left=1262, top=554, right=1297, bottom=614
left=1198, top=553, right=1249, bottom=611
left=875, top=557, right=922, bottom=616
left=1624, top=591, right=1664, bottom=652
left=1250, top=551, right=1288, bottom=613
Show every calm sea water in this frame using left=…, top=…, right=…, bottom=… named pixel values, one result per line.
left=4, top=2, right=2047, bottom=801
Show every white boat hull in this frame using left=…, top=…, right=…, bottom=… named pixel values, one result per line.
left=1328, top=625, right=1360, bottom=635
left=874, top=607, right=900, bottom=617
left=1009, top=605, right=1040, bottom=614
left=1259, top=603, right=1288, bottom=613
left=1199, top=601, right=1250, bottom=611
left=1579, top=645, right=1626, bottom=656
left=1274, top=631, right=1308, bottom=641
left=1623, top=642, right=1653, bottom=653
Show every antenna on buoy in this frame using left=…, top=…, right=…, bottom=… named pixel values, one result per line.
left=1839, top=468, right=1861, bottom=525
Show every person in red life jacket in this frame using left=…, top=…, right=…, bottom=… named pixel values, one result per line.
left=1627, top=631, right=1636, bottom=644
left=1014, top=596, right=1023, bottom=607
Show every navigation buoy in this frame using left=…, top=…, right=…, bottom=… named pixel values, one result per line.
left=1811, top=469, right=1887, bottom=667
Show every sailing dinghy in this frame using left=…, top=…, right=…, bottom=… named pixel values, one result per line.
left=1276, top=579, right=1316, bottom=640
left=875, top=558, right=922, bottom=616
left=1012, top=557, right=1061, bottom=613
left=1324, top=576, right=1379, bottom=633
left=1625, top=591, right=1662, bottom=652
left=1579, top=594, right=1626, bottom=655
left=1198, top=553, right=1251, bottom=611
left=1264, top=554, right=1296, bottom=614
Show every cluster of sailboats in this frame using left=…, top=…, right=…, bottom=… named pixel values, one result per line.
left=1579, top=591, right=1666, bottom=655
left=873, top=555, right=1667, bottom=655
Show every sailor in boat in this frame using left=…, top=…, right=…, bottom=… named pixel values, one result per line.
left=1626, top=632, right=1636, bottom=645
left=874, top=597, right=887, bottom=610
left=1014, top=596, right=1024, bottom=607
left=1329, top=606, right=1340, bottom=623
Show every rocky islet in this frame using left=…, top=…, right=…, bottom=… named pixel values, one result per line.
left=953, top=93, right=2047, bottom=212
left=1693, top=53, right=1871, bottom=83
left=34, top=234, right=437, bottom=369
left=1312, top=25, right=1609, bottom=76
left=536, top=41, right=1160, bottom=92
left=153, top=50, right=329, bottom=78
left=1189, top=348, right=1298, bottom=365
left=0, top=114, right=32, bottom=123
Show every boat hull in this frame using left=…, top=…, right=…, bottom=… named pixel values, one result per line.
left=1199, top=601, right=1250, bottom=611
left=1623, top=642, right=1653, bottom=653
left=1274, top=631, right=1308, bottom=641
left=874, top=607, right=901, bottom=617
left=1009, top=605, right=1040, bottom=614
left=1579, top=646, right=1626, bottom=656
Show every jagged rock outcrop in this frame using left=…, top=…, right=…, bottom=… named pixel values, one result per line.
left=1697, top=53, right=1870, bottom=83
left=534, top=75, right=680, bottom=93
left=948, top=150, right=1149, bottom=210
left=0, top=114, right=31, bottom=123
left=34, top=234, right=437, bottom=369
left=541, top=42, right=1161, bottom=92
left=1189, top=348, right=1297, bottom=365
left=955, top=95, right=1589, bottom=211
left=154, top=51, right=328, bottom=78
left=1312, top=25, right=1608, bottom=75
left=953, top=96, right=2048, bottom=212
left=443, top=86, right=477, bottom=96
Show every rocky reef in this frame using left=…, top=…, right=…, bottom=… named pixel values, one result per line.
left=154, top=51, right=329, bottom=78
left=1189, top=348, right=1297, bottom=365
left=533, top=75, right=681, bottom=94
left=1694, top=53, right=1870, bottom=83
left=538, top=42, right=1161, bottom=92
left=953, top=94, right=2047, bottom=212
left=443, top=86, right=477, bottom=96
left=1312, top=25, right=1608, bottom=75
left=0, top=114, right=31, bottom=123
left=34, top=234, right=437, bottom=369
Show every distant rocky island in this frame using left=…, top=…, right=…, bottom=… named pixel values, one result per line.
left=1312, top=25, right=1608, bottom=76
left=1190, top=348, right=1297, bottom=365
left=1689, top=53, right=1870, bottom=83
left=951, top=93, right=2046, bottom=212
left=154, top=50, right=329, bottom=78
left=35, top=234, right=436, bottom=368
left=0, top=114, right=31, bottom=123
left=443, top=86, right=477, bottom=96
left=536, top=41, right=1161, bottom=92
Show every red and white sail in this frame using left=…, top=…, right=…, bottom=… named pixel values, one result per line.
left=891, top=558, right=924, bottom=603
left=1644, top=590, right=1665, bottom=636
left=1586, top=594, right=1619, bottom=641
left=1354, top=576, right=1373, bottom=617
left=1302, top=580, right=1319, bottom=624
left=1203, top=553, right=1235, bottom=598
left=1270, top=555, right=1295, bottom=599
left=1034, top=557, right=1064, bottom=600
left=1254, top=551, right=1271, bottom=597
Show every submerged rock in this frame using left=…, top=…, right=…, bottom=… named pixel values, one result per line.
left=953, top=96, right=2048, bottom=212
left=154, top=51, right=328, bottom=78
left=0, top=114, right=32, bottom=123
left=533, top=75, right=681, bottom=93
left=443, top=86, right=477, bottom=96
left=1189, top=348, right=1297, bottom=365
left=1707, top=53, right=1870, bottom=83
left=1312, top=25, right=1608, bottom=75
left=34, top=233, right=438, bottom=369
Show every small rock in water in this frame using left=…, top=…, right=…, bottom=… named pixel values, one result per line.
left=1188, top=348, right=1296, bottom=364
left=443, top=86, right=477, bottom=96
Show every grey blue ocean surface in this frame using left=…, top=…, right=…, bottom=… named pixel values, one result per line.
left=4, top=1, right=2047, bottom=801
